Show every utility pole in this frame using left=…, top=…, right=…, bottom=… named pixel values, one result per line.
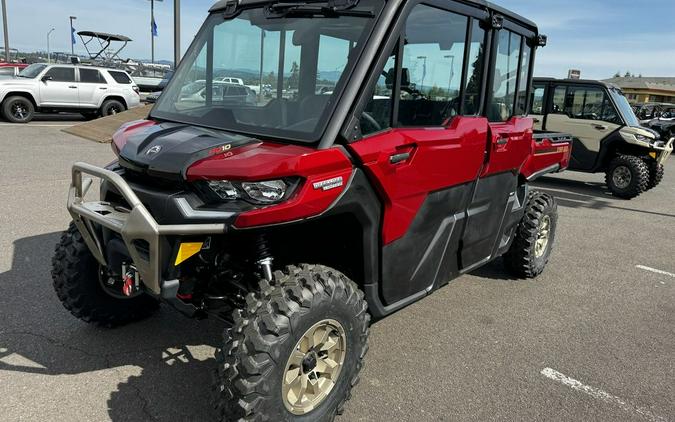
left=417, top=55, right=427, bottom=91
left=173, top=0, right=180, bottom=67
left=1, top=0, right=10, bottom=63
left=47, top=28, right=55, bottom=63
left=69, top=16, right=77, bottom=56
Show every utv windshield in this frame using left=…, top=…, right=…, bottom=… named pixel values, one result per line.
left=609, top=87, right=640, bottom=127
left=152, top=0, right=383, bottom=143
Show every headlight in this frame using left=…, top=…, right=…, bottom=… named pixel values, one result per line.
left=634, top=134, right=650, bottom=143
left=207, top=180, right=240, bottom=200
left=241, top=180, right=287, bottom=203
left=202, top=179, right=294, bottom=204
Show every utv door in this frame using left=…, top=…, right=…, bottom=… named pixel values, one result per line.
left=545, top=84, right=622, bottom=170
left=349, top=2, right=490, bottom=305
left=462, top=24, right=534, bottom=270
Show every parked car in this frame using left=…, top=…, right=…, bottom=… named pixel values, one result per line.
left=0, top=63, right=141, bottom=123
left=52, top=1, right=568, bottom=420
left=217, top=76, right=244, bottom=85
left=531, top=78, right=673, bottom=198
left=178, top=80, right=257, bottom=106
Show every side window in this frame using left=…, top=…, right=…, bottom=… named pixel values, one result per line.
left=488, top=30, right=522, bottom=122
left=462, top=19, right=486, bottom=115
left=360, top=49, right=395, bottom=136
left=567, top=87, right=604, bottom=120
left=515, top=43, right=532, bottom=115
left=108, top=71, right=133, bottom=84
left=80, top=68, right=106, bottom=84
left=551, top=86, right=567, bottom=114
left=530, top=85, right=545, bottom=114
left=45, top=67, right=75, bottom=82
left=398, top=4, right=469, bottom=126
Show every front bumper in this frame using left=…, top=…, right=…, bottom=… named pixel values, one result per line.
left=68, top=162, right=228, bottom=295
left=657, top=137, right=674, bottom=165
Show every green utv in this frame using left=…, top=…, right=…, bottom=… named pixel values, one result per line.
left=531, top=78, right=673, bottom=199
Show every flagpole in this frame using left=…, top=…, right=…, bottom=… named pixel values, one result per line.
left=150, top=0, right=154, bottom=64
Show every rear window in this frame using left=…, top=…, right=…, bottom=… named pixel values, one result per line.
left=108, top=71, right=133, bottom=84
left=80, top=68, right=107, bottom=84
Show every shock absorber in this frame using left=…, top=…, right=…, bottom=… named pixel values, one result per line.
left=255, top=234, right=274, bottom=282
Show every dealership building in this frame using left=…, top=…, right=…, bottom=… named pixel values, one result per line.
left=603, top=76, right=675, bottom=105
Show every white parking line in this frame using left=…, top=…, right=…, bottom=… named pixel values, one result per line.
left=636, top=265, right=675, bottom=279
left=540, top=368, right=666, bottom=422
left=0, top=124, right=74, bottom=127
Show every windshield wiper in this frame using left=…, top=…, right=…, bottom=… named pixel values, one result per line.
left=266, top=0, right=373, bottom=18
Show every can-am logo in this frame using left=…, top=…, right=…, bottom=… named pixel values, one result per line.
left=313, top=176, right=344, bottom=191
left=146, top=145, right=162, bottom=155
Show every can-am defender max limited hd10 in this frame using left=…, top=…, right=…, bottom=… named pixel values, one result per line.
left=52, top=0, right=571, bottom=420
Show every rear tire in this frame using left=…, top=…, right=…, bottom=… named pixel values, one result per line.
left=605, top=155, right=649, bottom=199
left=504, top=191, right=557, bottom=278
left=2, top=96, right=35, bottom=123
left=214, top=264, right=370, bottom=422
left=645, top=160, right=664, bottom=191
left=81, top=111, right=100, bottom=120
left=100, top=99, right=126, bottom=117
left=51, top=223, right=159, bottom=328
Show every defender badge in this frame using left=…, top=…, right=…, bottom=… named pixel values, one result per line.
left=313, top=176, right=344, bottom=191
left=146, top=145, right=162, bottom=155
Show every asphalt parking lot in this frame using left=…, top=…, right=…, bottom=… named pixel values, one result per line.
left=0, top=122, right=673, bottom=422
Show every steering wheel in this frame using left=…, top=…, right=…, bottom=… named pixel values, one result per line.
left=360, top=112, right=382, bottom=134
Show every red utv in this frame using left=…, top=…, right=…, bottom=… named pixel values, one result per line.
left=52, top=0, right=571, bottom=420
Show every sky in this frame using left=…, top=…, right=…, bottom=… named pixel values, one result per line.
left=2, top=0, right=674, bottom=80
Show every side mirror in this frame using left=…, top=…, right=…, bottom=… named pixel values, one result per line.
left=41, top=75, right=53, bottom=82
left=385, top=68, right=411, bottom=90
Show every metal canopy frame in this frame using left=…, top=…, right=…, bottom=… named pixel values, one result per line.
left=77, top=31, right=132, bottom=62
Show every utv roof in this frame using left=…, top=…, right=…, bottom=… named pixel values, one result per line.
left=209, top=0, right=538, bottom=33
left=533, top=77, right=619, bottom=90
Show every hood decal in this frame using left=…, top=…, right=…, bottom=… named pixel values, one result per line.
left=119, top=122, right=259, bottom=179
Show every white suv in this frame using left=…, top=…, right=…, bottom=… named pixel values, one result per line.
left=0, top=63, right=141, bottom=123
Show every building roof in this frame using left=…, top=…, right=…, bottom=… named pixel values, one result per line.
left=602, top=76, right=675, bottom=93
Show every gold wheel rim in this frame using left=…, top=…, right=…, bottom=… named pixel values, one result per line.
left=534, top=215, right=551, bottom=258
left=282, top=319, right=347, bottom=415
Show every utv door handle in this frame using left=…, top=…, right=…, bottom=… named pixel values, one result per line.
left=389, top=152, right=411, bottom=164
left=496, top=136, right=509, bottom=145
left=593, top=124, right=608, bottom=130
left=533, top=118, right=541, bottom=123
left=99, top=87, right=108, bottom=90
left=68, top=86, right=77, bottom=89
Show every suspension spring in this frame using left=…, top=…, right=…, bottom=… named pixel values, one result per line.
left=255, top=234, right=274, bottom=282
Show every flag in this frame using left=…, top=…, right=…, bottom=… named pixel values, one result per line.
left=71, top=26, right=77, bottom=45
left=152, top=19, right=158, bottom=37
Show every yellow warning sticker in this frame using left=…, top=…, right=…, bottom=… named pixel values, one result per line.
left=174, top=242, right=203, bottom=266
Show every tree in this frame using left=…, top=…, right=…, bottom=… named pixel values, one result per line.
left=613, top=71, right=621, bottom=78
left=624, top=71, right=632, bottom=78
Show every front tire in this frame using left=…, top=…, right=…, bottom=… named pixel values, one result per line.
left=214, top=264, right=370, bottom=422
left=504, top=191, right=558, bottom=278
left=645, top=160, right=664, bottom=191
left=51, top=223, right=159, bottom=327
left=2, top=96, right=35, bottom=123
left=605, top=155, right=649, bottom=199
